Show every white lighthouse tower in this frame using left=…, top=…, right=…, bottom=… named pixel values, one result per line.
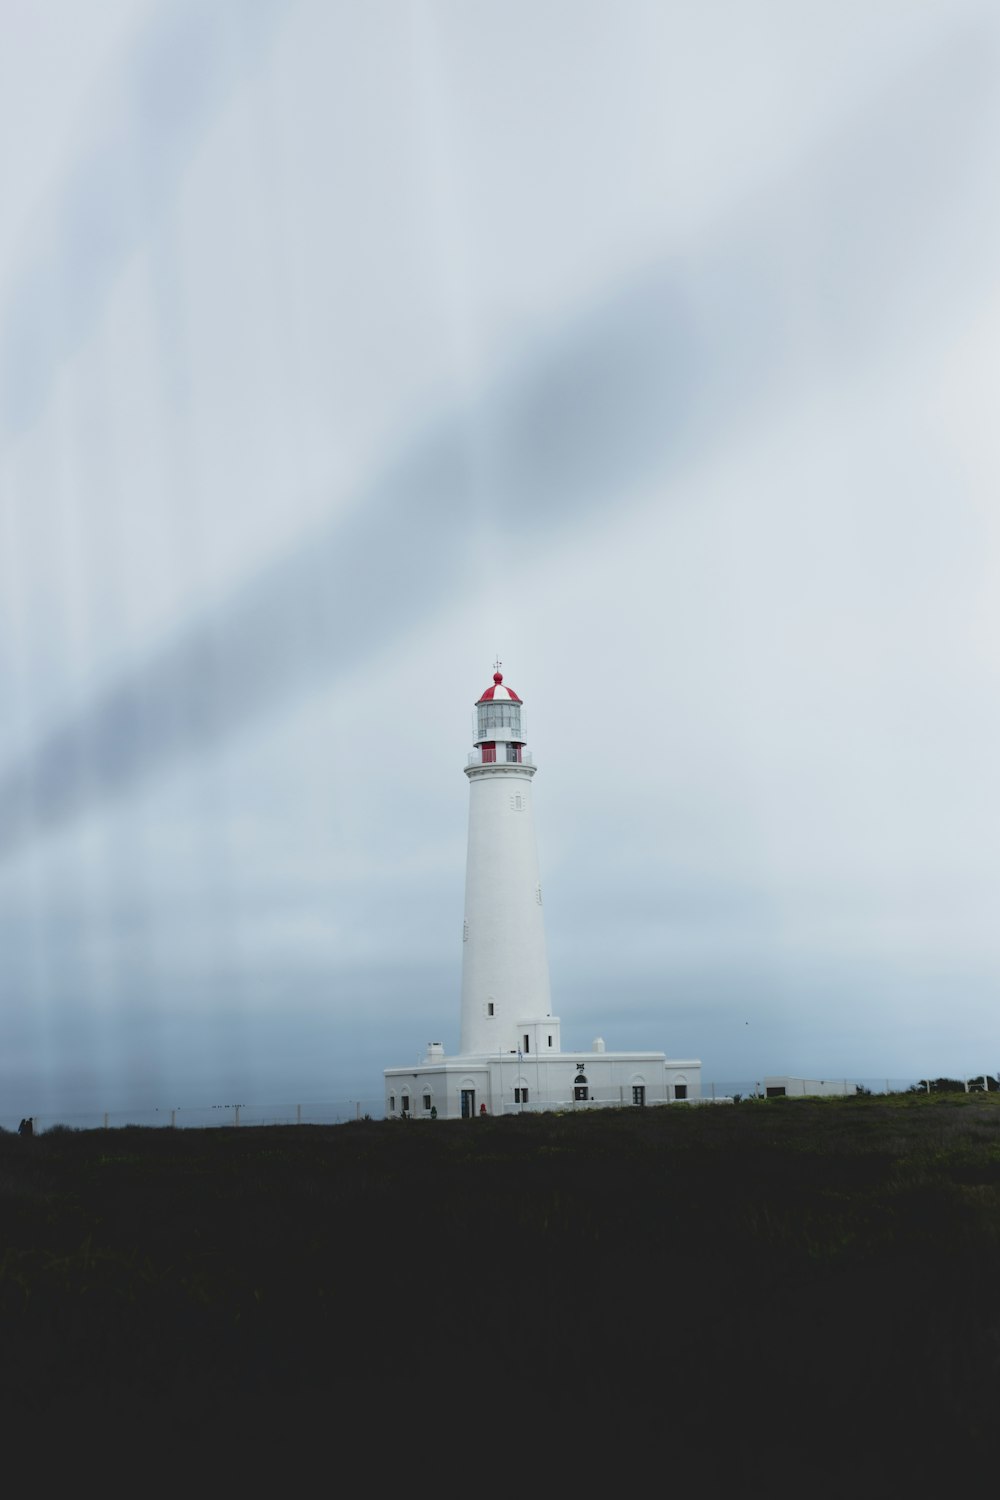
left=384, top=664, right=701, bottom=1118
left=459, top=665, right=560, bottom=1059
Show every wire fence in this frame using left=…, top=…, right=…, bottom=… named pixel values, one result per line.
left=704, top=1076, right=999, bottom=1102
left=6, top=1074, right=997, bottom=1133
left=3, top=1098, right=387, bottom=1134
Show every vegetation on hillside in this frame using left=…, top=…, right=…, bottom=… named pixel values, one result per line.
left=1, top=1095, right=997, bottom=1481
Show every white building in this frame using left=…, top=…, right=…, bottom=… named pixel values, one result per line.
left=763, top=1077, right=855, bottom=1098
left=384, top=666, right=701, bottom=1118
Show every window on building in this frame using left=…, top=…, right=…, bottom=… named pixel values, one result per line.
left=574, top=1072, right=589, bottom=1102
left=523, top=1034, right=530, bottom=1054
left=674, top=1084, right=687, bottom=1101
left=766, top=1086, right=786, bottom=1098
left=423, top=1093, right=432, bottom=1111
left=548, top=1035, right=553, bottom=1048
left=389, top=1094, right=395, bottom=1112
left=514, top=1088, right=529, bottom=1103
left=632, top=1085, right=645, bottom=1107
left=487, top=1002, right=494, bottom=1016
left=401, top=1094, right=410, bottom=1115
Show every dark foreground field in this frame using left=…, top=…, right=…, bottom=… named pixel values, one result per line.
left=2, top=1095, right=998, bottom=1482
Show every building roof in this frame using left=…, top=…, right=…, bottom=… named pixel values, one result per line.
left=477, top=670, right=521, bottom=704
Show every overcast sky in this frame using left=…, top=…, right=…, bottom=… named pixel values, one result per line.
left=2, top=0, right=999, bottom=1121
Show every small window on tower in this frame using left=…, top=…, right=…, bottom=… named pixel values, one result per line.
left=389, top=1094, right=396, bottom=1113
left=487, top=1002, right=495, bottom=1017
left=536, top=884, right=542, bottom=905
left=423, top=1093, right=432, bottom=1112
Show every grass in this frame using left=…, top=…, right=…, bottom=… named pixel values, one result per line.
left=1, top=1094, right=998, bottom=1481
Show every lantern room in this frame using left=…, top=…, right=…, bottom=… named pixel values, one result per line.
left=473, top=667, right=525, bottom=765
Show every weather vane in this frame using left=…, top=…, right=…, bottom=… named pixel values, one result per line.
left=493, top=656, right=502, bottom=674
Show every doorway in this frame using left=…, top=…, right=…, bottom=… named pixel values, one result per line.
left=461, top=1089, right=476, bottom=1118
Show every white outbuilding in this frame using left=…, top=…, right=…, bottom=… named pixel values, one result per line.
left=384, top=665, right=701, bottom=1118
left=763, top=1077, right=855, bottom=1098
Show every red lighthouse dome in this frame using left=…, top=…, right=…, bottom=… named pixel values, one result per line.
left=477, top=669, right=522, bottom=705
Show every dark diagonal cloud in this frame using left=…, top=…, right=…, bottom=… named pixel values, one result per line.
left=0, top=28, right=995, bottom=858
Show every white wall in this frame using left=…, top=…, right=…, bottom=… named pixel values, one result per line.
left=460, top=763, right=553, bottom=1054
left=386, top=1051, right=702, bottom=1118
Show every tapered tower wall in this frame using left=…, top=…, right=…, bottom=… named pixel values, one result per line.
left=459, top=674, right=554, bottom=1057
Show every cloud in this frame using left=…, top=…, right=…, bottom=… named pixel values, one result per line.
left=3, top=23, right=995, bottom=861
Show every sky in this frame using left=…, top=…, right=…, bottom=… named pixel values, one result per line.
left=1, top=0, right=999, bottom=1122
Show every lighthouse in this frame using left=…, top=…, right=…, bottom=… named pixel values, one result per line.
left=459, top=664, right=559, bottom=1058
left=384, top=664, right=701, bottom=1118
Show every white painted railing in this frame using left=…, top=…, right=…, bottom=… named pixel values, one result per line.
left=466, top=750, right=534, bottom=767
